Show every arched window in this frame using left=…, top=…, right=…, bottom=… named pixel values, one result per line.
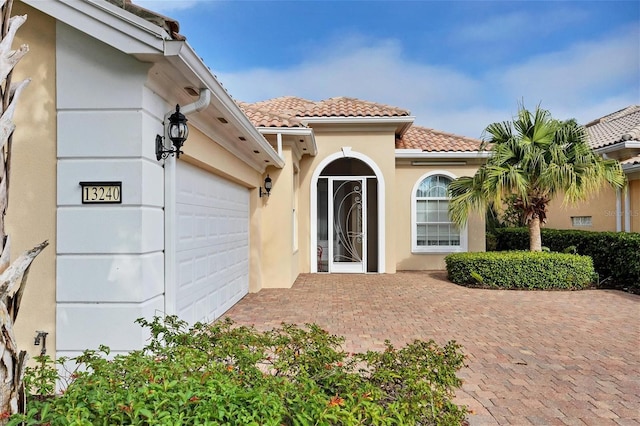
left=411, top=172, right=467, bottom=253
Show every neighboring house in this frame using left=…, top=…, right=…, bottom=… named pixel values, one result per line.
left=546, top=106, right=640, bottom=232
left=8, top=0, right=486, bottom=362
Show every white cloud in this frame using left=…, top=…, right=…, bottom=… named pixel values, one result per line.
left=454, top=8, right=588, bottom=44
left=494, top=24, right=639, bottom=126
left=218, top=38, right=481, bottom=122
left=454, top=12, right=532, bottom=43
left=214, top=26, right=639, bottom=138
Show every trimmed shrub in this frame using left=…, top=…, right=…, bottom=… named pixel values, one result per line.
left=445, top=251, right=596, bottom=290
left=494, top=228, right=640, bottom=291
left=13, top=316, right=467, bottom=426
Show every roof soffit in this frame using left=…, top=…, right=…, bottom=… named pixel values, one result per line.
left=257, top=128, right=317, bottom=157
left=147, top=61, right=282, bottom=172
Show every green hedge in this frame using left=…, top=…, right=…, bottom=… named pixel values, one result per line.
left=445, top=251, right=595, bottom=290
left=494, top=228, right=640, bottom=291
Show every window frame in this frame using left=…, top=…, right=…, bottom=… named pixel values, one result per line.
left=411, top=170, right=468, bottom=254
left=571, top=216, right=592, bottom=227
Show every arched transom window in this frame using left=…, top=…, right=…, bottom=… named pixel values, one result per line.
left=411, top=172, right=467, bottom=253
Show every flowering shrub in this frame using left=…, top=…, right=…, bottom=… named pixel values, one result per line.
left=12, top=316, right=467, bottom=425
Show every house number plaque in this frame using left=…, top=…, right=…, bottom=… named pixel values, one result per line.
left=80, top=181, right=122, bottom=204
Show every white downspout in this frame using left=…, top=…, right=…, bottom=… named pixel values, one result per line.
left=624, top=189, right=631, bottom=232
left=616, top=189, right=622, bottom=232
left=277, top=132, right=283, bottom=159
left=164, top=89, right=211, bottom=317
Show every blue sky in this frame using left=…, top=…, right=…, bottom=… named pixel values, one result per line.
left=136, top=0, right=639, bottom=138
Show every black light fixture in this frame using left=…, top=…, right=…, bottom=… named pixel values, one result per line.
left=259, top=175, right=272, bottom=198
left=156, top=104, right=189, bottom=161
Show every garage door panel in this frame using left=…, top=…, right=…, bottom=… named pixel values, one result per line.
left=177, top=205, right=247, bottom=252
left=175, top=162, right=249, bottom=325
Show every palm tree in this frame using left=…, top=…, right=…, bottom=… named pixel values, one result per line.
left=448, top=105, right=626, bottom=251
left=0, top=2, right=48, bottom=421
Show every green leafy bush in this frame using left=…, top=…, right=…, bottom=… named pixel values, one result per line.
left=494, top=228, right=640, bottom=291
left=445, top=251, right=595, bottom=290
left=13, top=316, right=467, bottom=426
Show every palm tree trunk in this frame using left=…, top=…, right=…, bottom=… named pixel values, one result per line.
left=0, top=2, right=47, bottom=422
left=529, top=217, right=542, bottom=251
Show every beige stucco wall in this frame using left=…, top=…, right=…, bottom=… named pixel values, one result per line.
left=261, top=147, right=300, bottom=288
left=181, top=127, right=267, bottom=292
left=545, top=186, right=619, bottom=232
left=8, top=2, right=57, bottom=358
left=297, top=128, right=397, bottom=274
left=395, top=162, right=486, bottom=270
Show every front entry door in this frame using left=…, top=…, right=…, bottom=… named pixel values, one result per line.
left=330, top=178, right=366, bottom=273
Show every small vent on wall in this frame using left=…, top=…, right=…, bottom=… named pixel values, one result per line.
left=411, top=161, right=466, bottom=166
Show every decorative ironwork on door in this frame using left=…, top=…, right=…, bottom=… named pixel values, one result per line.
left=333, top=180, right=364, bottom=265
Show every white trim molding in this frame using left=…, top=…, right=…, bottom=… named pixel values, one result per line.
left=302, top=116, right=415, bottom=136
left=396, top=150, right=491, bottom=159
left=410, top=170, right=468, bottom=254
left=310, top=150, right=386, bottom=273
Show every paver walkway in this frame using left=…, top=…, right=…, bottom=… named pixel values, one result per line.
left=222, top=272, right=640, bottom=425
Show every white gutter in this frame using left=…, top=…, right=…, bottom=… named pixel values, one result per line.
left=301, top=116, right=415, bottom=135
left=173, top=43, right=284, bottom=169
left=622, top=163, right=640, bottom=174
left=395, top=150, right=492, bottom=159
left=595, top=141, right=640, bottom=155
left=301, top=116, right=415, bottom=124
left=257, top=127, right=318, bottom=156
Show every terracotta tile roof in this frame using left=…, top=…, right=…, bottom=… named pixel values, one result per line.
left=585, top=105, right=640, bottom=149
left=238, top=96, right=410, bottom=128
left=240, top=97, right=482, bottom=152
left=237, top=97, right=312, bottom=128
left=304, top=97, right=410, bottom=118
left=106, top=0, right=185, bottom=40
left=396, top=125, right=482, bottom=152
left=621, top=155, right=640, bottom=166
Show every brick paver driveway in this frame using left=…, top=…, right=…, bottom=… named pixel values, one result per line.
left=222, top=272, right=640, bottom=425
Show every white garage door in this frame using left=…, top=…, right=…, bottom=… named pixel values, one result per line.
left=175, top=161, right=249, bottom=325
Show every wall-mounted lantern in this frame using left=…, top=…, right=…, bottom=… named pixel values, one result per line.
left=156, top=104, right=189, bottom=161
left=259, top=175, right=272, bottom=198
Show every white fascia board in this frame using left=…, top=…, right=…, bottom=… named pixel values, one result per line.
left=623, top=163, right=640, bottom=174
left=395, top=150, right=492, bottom=159
left=257, top=127, right=318, bottom=156
left=595, top=141, right=640, bottom=155
left=258, top=127, right=313, bottom=136
left=301, top=116, right=415, bottom=134
left=23, top=0, right=168, bottom=56
left=175, top=44, right=284, bottom=169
